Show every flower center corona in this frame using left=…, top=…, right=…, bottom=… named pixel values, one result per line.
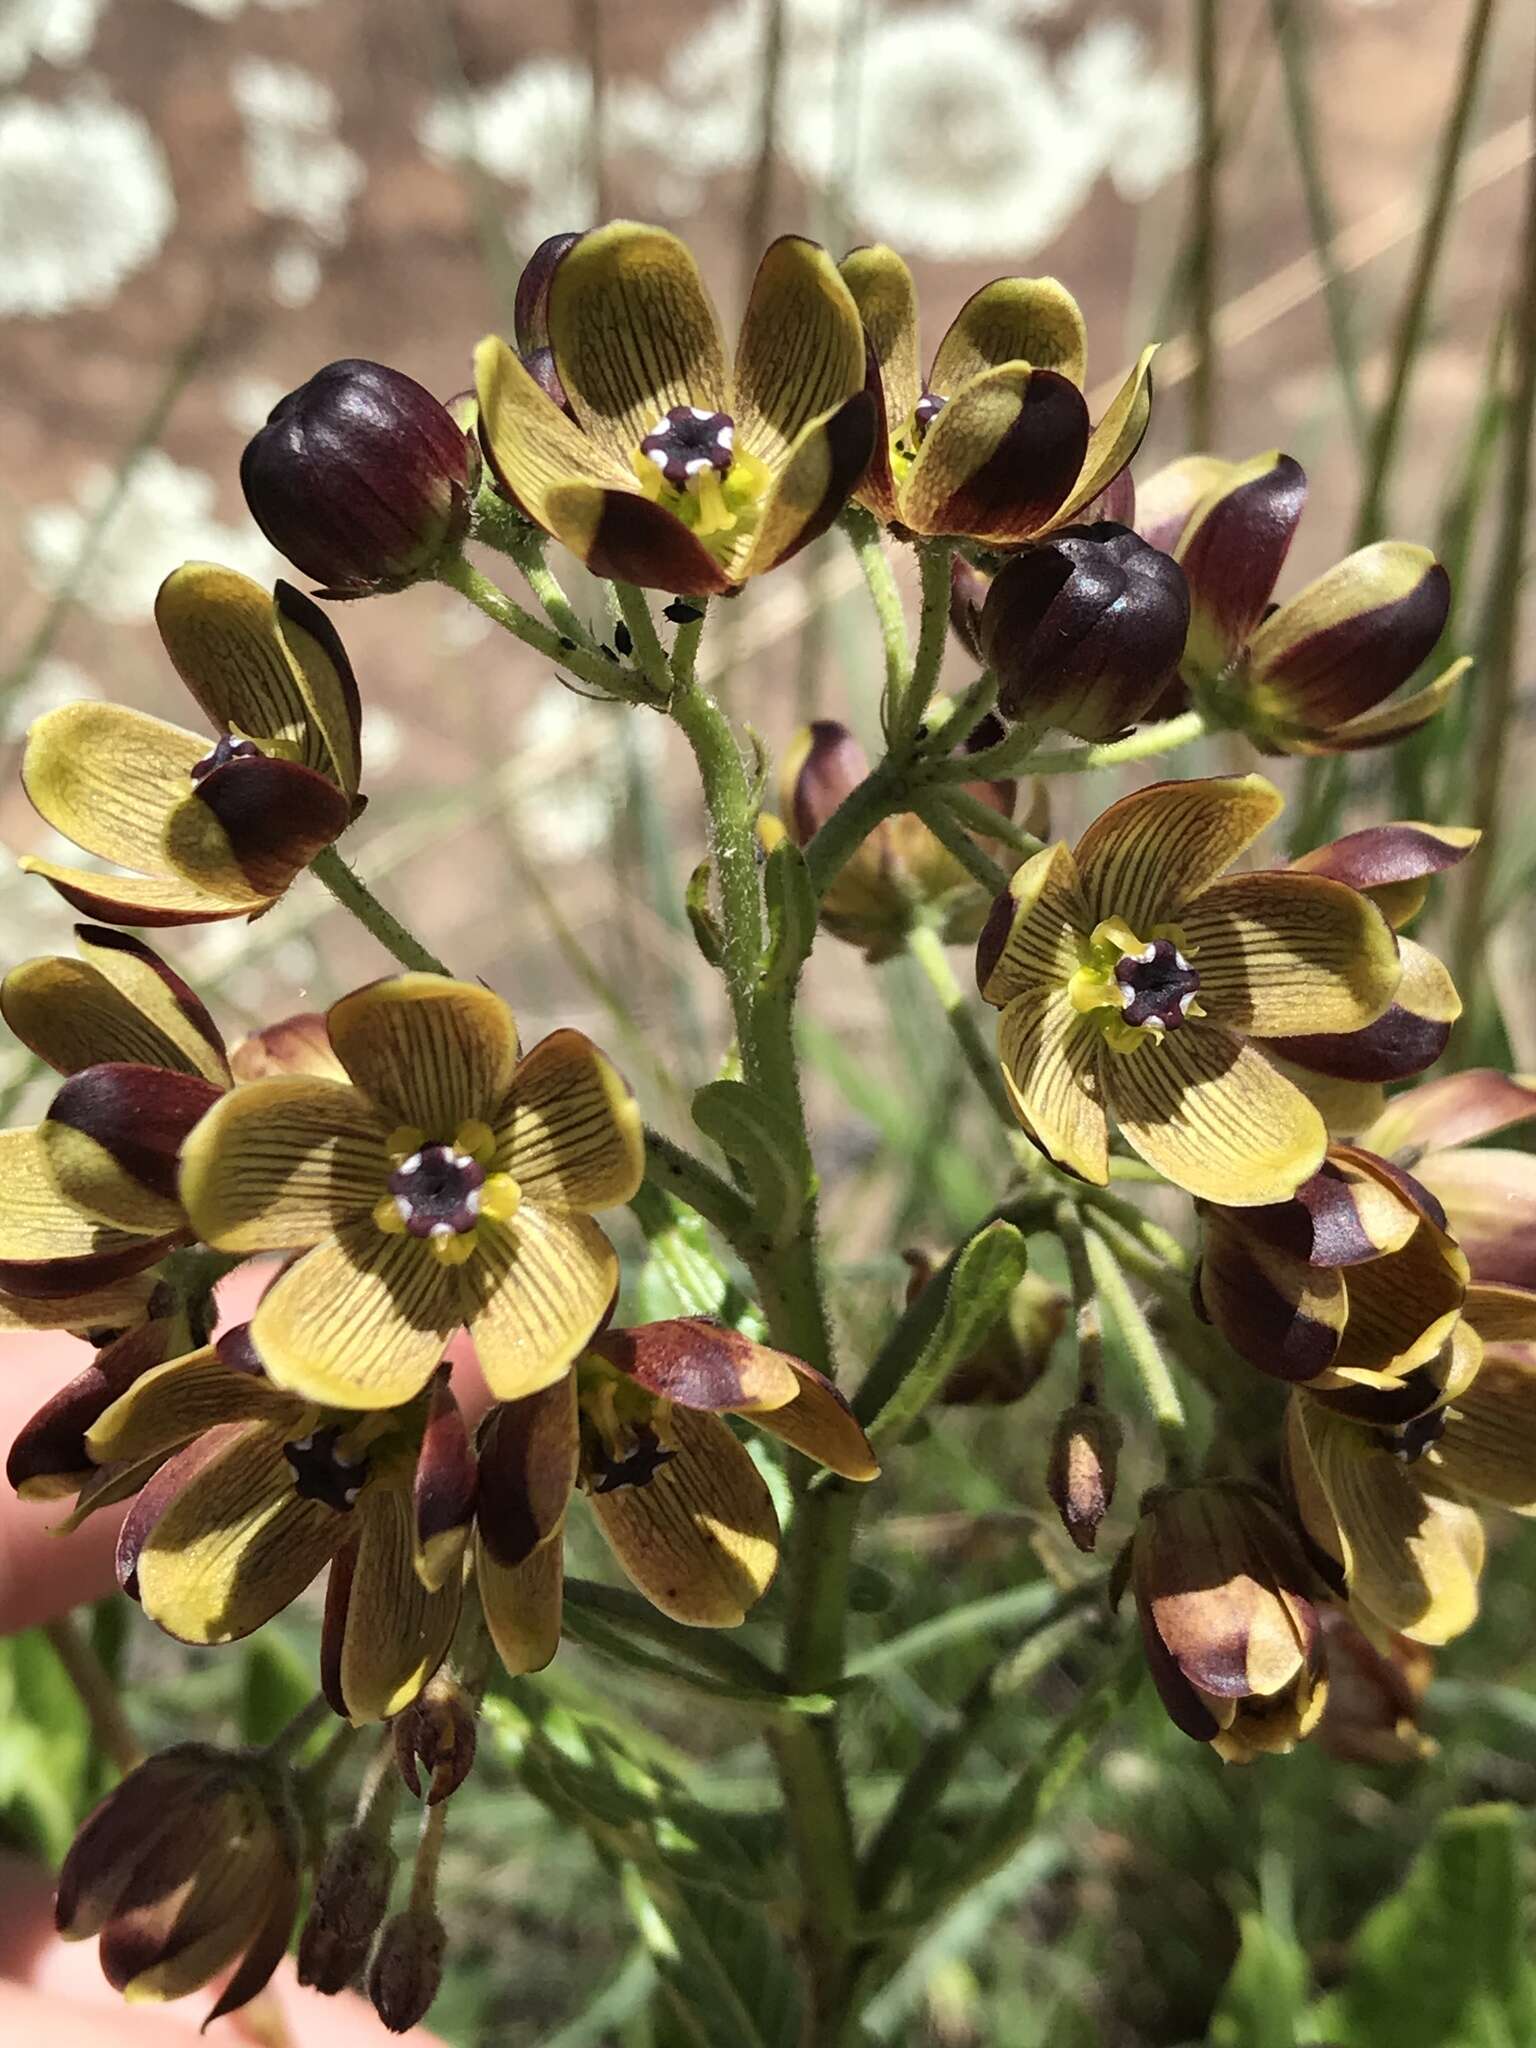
left=576, top=1361, right=678, bottom=1494
left=631, top=405, right=771, bottom=551
left=283, top=1424, right=368, bottom=1511
left=1068, top=917, right=1204, bottom=1054
left=891, top=390, right=949, bottom=480
left=373, top=1120, right=521, bottom=1265
left=191, top=733, right=262, bottom=781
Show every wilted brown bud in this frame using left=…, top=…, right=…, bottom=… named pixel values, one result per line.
left=1131, top=1480, right=1326, bottom=1763
left=980, top=524, right=1190, bottom=741
left=904, top=1252, right=1066, bottom=1405
left=368, top=1904, right=447, bottom=2034
left=229, top=1010, right=346, bottom=1082
left=57, top=1742, right=300, bottom=2023
left=241, top=359, right=479, bottom=597
left=394, top=1672, right=479, bottom=1804
left=1314, top=1606, right=1436, bottom=1765
left=1046, top=1400, right=1122, bottom=1552
left=297, top=1822, right=399, bottom=1994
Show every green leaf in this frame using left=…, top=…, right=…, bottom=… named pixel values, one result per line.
left=1208, top=1911, right=1311, bottom=2048
left=238, top=1628, right=317, bottom=1747
left=629, top=1181, right=744, bottom=1323
left=1319, top=1804, right=1536, bottom=2048
left=859, top=1221, right=1030, bottom=1443
left=0, top=1629, right=94, bottom=1861
left=622, top=1863, right=804, bottom=2048
left=760, top=836, right=817, bottom=991
left=692, top=1078, right=815, bottom=1247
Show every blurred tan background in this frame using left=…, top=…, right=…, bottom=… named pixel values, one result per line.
left=0, top=0, right=1531, bottom=1095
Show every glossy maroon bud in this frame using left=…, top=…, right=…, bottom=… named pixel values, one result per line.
left=241, top=359, right=478, bottom=597
left=981, top=523, right=1190, bottom=741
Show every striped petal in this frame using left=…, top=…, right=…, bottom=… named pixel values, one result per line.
left=1041, top=345, right=1158, bottom=533
left=328, top=974, right=519, bottom=1141
left=1286, top=1395, right=1483, bottom=1645
left=1267, top=936, right=1459, bottom=1084
left=839, top=242, right=920, bottom=522
left=1106, top=1023, right=1325, bottom=1206
left=901, top=363, right=1090, bottom=544
left=328, top=1488, right=461, bottom=1722
left=178, top=1075, right=387, bottom=1252
left=746, top=1359, right=880, bottom=1481
left=41, top=1064, right=221, bottom=1224
left=1073, top=774, right=1283, bottom=929
left=928, top=275, right=1088, bottom=392
left=472, top=332, right=636, bottom=510
left=0, top=1272, right=155, bottom=1335
left=736, top=391, right=877, bottom=582
left=586, top=1405, right=779, bottom=1626
left=2, top=927, right=229, bottom=1083
left=732, top=235, right=866, bottom=466
left=1250, top=543, right=1450, bottom=726
left=0, top=1126, right=174, bottom=1298
left=1329, top=1220, right=1467, bottom=1379
left=88, top=1346, right=305, bottom=1466
left=975, top=839, right=1090, bottom=1005
left=1196, top=1212, right=1344, bottom=1381
left=476, top=1528, right=564, bottom=1677
left=250, top=1221, right=461, bottom=1409
left=546, top=221, right=730, bottom=469
left=1429, top=1348, right=1536, bottom=1513
left=499, top=1029, right=644, bottom=1211
left=1174, top=452, right=1306, bottom=678
left=1416, top=1148, right=1536, bottom=1291
left=1178, top=870, right=1401, bottom=1036
left=133, top=1423, right=344, bottom=1645
left=997, top=987, right=1109, bottom=1186
left=22, top=702, right=209, bottom=875
left=459, top=1206, right=617, bottom=1402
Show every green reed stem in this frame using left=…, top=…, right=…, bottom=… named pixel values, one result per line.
left=913, top=798, right=1013, bottom=896
left=904, top=919, right=1013, bottom=1123
left=310, top=845, right=453, bottom=975
left=43, top=1615, right=143, bottom=1776
left=1085, top=1224, right=1187, bottom=1471
left=1189, top=0, right=1221, bottom=448
left=896, top=539, right=955, bottom=744
left=841, top=505, right=912, bottom=735
left=437, top=551, right=660, bottom=702
left=941, top=708, right=1209, bottom=782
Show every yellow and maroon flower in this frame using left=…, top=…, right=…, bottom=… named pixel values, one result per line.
left=77, top=1327, right=472, bottom=1721
left=474, top=1317, right=878, bottom=1674
left=1284, top=1280, right=1536, bottom=1645
left=179, top=974, right=643, bottom=1410
left=1139, top=451, right=1467, bottom=754
left=57, top=1740, right=301, bottom=2024
left=474, top=223, right=875, bottom=595
left=1197, top=1147, right=1470, bottom=1394
left=0, top=926, right=231, bottom=1302
left=1364, top=1069, right=1536, bottom=1288
left=1314, top=1607, right=1435, bottom=1765
left=840, top=243, right=1155, bottom=546
left=20, top=563, right=362, bottom=927
left=1130, top=1479, right=1327, bottom=1763
left=761, top=716, right=1016, bottom=962
left=975, top=775, right=1402, bottom=1203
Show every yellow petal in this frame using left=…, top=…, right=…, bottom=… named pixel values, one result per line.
left=2, top=933, right=228, bottom=1084
left=1287, top=1394, right=1483, bottom=1644
left=36, top=1116, right=186, bottom=1234
left=1040, top=344, right=1158, bottom=530
left=839, top=243, right=921, bottom=422
left=546, top=221, right=730, bottom=469
left=1302, top=656, right=1468, bottom=753
left=0, top=1273, right=155, bottom=1333
left=586, top=1406, right=779, bottom=1626
left=748, top=1361, right=880, bottom=1482
left=499, top=1029, right=644, bottom=1211
left=735, top=394, right=877, bottom=583
left=135, top=1424, right=342, bottom=1644
left=476, top=1526, right=565, bottom=1677
left=1429, top=1348, right=1536, bottom=1513
left=901, top=361, right=1090, bottom=544
left=1329, top=1223, right=1467, bottom=1378
left=997, top=988, right=1109, bottom=1185
left=328, top=974, right=519, bottom=1142
left=88, top=1347, right=305, bottom=1465
left=178, top=1075, right=386, bottom=1253
left=929, top=275, right=1088, bottom=393
left=22, top=702, right=216, bottom=873
left=155, top=564, right=328, bottom=777
left=250, top=1220, right=461, bottom=1409
left=976, top=838, right=1090, bottom=1005
left=732, top=235, right=865, bottom=466
left=1107, top=1023, right=1325, bottom=1206
left=335, top=1488, right=461, bottom=1722
left=15, top=857, right=267, bottom=927
left=0, top=1126, right=164, bottom=1274
left=472, top=333, right=634, bottom=526
left=460, top=1207, right=618, bottom=1402
left=1179, top=870, right=1401, bottom=1035
left=1074, top=774, right=1284, bottom=930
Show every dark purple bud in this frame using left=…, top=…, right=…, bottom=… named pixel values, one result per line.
left=368, top=1905, right=447, bottom=2033
left=981, top=524, right=1191, bottom=741
left=240, top=359, right=479, bottom=597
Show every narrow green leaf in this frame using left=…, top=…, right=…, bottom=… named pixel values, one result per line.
left=861, top=1221, right=1029, bottom=1444
left=759, top=836, right=818, bottom=991
left=1208, top=1910, right=1311, bottom=2048
left=622, top=1863, right=804, bottom=2048
left=692, top=1078, right=814, bottom=1246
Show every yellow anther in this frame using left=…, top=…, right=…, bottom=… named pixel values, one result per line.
left=385, top=1125, right=425, bottom=1168
left=428, top=1231, right=479, bottom=1267
left=373, top=1193, right=407, bottom=1236
left=454, top=1119, right=497, bottom=1166
left=478, top=1172, right=522, bottom=1224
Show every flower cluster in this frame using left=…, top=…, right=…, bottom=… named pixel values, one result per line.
left=0, top=215, right=1517, bottom=2038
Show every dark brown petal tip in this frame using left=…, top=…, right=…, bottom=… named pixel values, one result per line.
left=923, top=369, right=1090, bottom=543
left=6, top=1317, right=181, bottom=1496
left=590, top=1317, right=800, bottom=1413
left=414, top=1373, right=479, bottom=1568
left=46, top=1063, right=223, bottom=1203
left=474, top=1378, right=579, bottom=1567
left=193, top=753, right=352, bottom=892
left=580, top=489, right=735, bottom=596
left=1269, top=1005, right=1453, bottom=1085
left=1177, top=452, right=1307, bottom=656
left=514, top=232, right=582, bottom=356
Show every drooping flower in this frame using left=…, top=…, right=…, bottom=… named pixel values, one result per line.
left=840, top=243, right=1155, bottom=548
left=474, top=222, right=876, bottom=595
left=1364, top=1069, right=1536, bottom=1288
left=474, top=1317, right=878, bottom=1673
left=56, top=1739, right=301, bottom=2024
left=0, top=926, right=231, bottom=1301
left=975, top=775, right=1402, bottom=1203
left=1138, top=451, right=1467, bottom=753
left=1130, top=1479, right=1327, bottom=1762
left=761, top=716, right=1017, bottom=962
left=240, top=358, right=479, bottom=596
left=81, top=1327, right=471, bottom=1721
left=179, top=973, right=644, bottom=1409
left=1314, top=1607, right=1435, bottom=1765
left=20, top=563, right=362, bottom=926
left=1283, top=1278, right=1536, bottom=1644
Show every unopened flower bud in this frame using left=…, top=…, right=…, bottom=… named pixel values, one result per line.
left=297, top=1823, right=398, bottom=1994
left=980, top=523, right=1190, bottom=741
left=1314, top=1606, right=1435, bottom=1765
left=1046, top=1400, right=1122, bottom=1551
left=393, top=1672, right=479, bottom=1804
left=241, top=359, right=478, bottom=596
left=229, top=1010, right=346, bottom=1082
left=368, top=1905, right=447, bottom=2034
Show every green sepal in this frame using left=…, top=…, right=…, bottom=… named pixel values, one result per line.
left=685, top=858, right=725, bottom=969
